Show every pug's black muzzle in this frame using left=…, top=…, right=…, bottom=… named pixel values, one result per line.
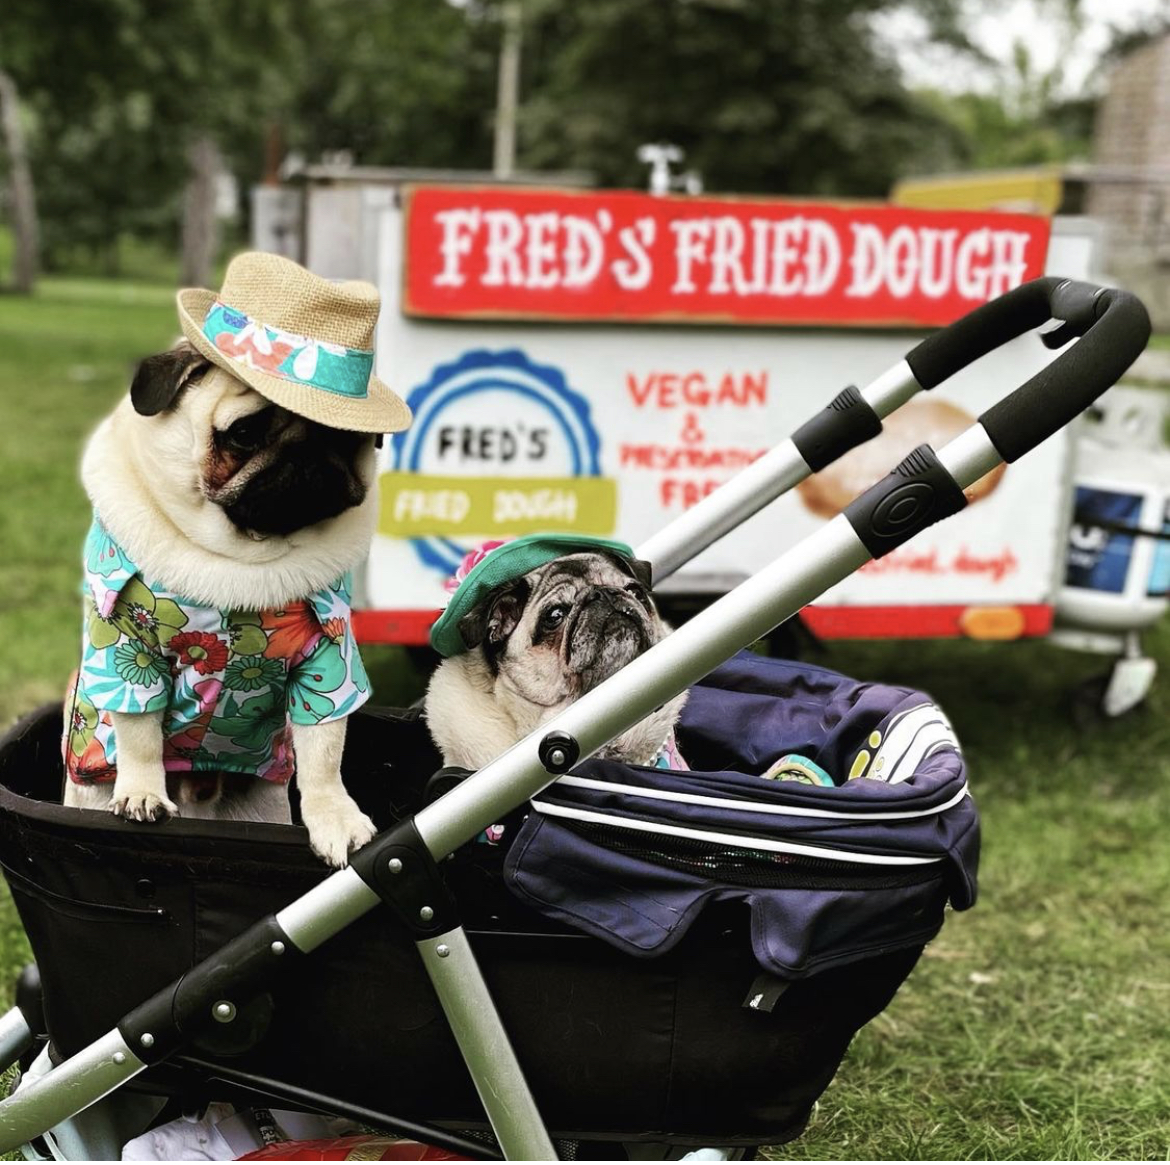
left=224, top=439, right=367, bottom=536
left=569, top=588, right=654, bottom=690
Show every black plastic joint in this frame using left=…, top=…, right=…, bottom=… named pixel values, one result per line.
left=350, top=818, right=460, bottom=939
left=119, top=915, right=300, bottom=1064
left=538, top=730, right=580, bottom=774
left=843, top=444, right=968, bottom=559
left=1043, top=280, right=1106, bottom=348
left=791, top=386, right=882, bottom=473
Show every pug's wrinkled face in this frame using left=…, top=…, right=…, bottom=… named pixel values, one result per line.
left=130, top=342, right=374, bottom=539
left=458, top=552, right=665, bottom=707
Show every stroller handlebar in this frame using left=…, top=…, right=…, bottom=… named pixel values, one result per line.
left=642, top=277, right=1149, bottom=583
left=907, top=277, right=1152, bottom=463
left=905, top=276, right=1064, bottom=390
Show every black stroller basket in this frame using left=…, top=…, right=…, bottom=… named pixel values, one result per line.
left=0, top=278, right=1151, bottom=1160
left=0, top=656, right=965, bottom=1152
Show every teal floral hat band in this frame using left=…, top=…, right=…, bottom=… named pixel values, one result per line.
left=429, top=533, right=640, bottom=657
left=202, top=301, right=373, bottom=399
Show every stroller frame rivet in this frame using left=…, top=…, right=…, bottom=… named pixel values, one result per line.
left=213, top=1001, right=236, bottom=1023
left=436, top=944, right=451, bottom=958
left=388, top=858, right=403, bottom=874
left=138, top=1034, right=153, bottom=1049
left=419, top=906, right=434, bottom=922
left=538, top=730, right=580, bottom=774
left=270, top=941, right=285, bottom=956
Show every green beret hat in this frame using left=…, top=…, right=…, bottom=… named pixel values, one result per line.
left=429, top=533, right=638, bottom=657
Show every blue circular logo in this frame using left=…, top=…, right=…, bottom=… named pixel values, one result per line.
left=391, top=349, right=604, bottom=576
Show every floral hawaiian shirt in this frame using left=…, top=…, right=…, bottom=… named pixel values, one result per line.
left=64, top=519, right=370, bottom=785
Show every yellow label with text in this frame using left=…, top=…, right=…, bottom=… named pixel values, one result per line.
left=379, top=473, right=619, bottom=536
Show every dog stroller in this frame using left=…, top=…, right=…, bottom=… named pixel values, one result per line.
left=0, top=278, right=1150, bottom=1160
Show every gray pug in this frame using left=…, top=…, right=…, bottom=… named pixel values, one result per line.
left=64, top=343, right=380, bottom=867
left=425, top=551, right=686, bottom=770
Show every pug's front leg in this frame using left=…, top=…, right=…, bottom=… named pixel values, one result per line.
left=108, top=709, right=177, bottom=822
left=291, top=718, right=375, bottom=868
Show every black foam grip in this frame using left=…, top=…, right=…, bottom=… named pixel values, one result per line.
left=791, top=386, right=883, bottom=472
left=905, top=277, right=1062, bottom=390
left=844, top=444, right=968, bottom=559
left=979, top=286, right=1151, bottom=463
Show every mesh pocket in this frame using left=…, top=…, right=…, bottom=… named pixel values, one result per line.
left=561, top=819, right=941, bottom=891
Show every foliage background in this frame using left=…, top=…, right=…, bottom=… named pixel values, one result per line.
left=0, top=0, right=1142, bottom=278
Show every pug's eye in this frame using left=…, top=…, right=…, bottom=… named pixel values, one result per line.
left=540, top=604, right=568, bottom=632
left=220, top=408, right=274, bottom=453
left=625, top=581, right=652, bottom=609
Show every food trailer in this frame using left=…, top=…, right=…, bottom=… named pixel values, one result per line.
left=338, top=182, right=1098, bottom=648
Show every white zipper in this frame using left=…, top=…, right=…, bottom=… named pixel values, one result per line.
left=552, top=775, right=970, bottom=822
left=529, top=800, right=944, bottom=867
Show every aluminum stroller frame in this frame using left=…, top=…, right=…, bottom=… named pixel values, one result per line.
left=0, top=277, right=1151, bottom=1160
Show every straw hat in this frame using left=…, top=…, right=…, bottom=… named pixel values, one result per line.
left=177, top=252, right=411, bottom=433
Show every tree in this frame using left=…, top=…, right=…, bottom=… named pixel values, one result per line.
left=181, top=136, right=224, bottom=288
left=0, top=0, right=304, bottom=276
left=0, top=68, right=38, bottom=292
left=7, top=0, right=1096, bottom=287
left=910, top=27, right=1098, bottom=176
left=277, top=0, right=497, bottom=173
left=0, top=0, right=184, bottom=275
left=506, top=0, right=971, bottom=197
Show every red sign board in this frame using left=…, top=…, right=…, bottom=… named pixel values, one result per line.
left=403, top=186, right=1051, bottom=328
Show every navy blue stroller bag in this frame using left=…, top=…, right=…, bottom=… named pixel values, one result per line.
left=508, top=651, right=978, bottom=978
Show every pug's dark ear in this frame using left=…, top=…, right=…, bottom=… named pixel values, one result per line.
left=458, top=579, right=531, bottom=652
left=629, top=558, right=653, bottom=590
left=608, top=553, right=653, bottom=591
left=130, top=344, right=210, bottom=416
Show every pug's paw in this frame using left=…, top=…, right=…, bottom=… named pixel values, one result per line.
left=109, top=790, right=178, bottom=823
left=303, top=794, right=376, bottom=868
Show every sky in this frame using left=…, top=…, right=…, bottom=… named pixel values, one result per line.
left=876, top=0, right=1170, bottom=97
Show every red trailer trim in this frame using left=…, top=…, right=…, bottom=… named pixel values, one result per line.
left=352, top=604, right=1053, bottom=647
left=802, top=603, right=1052, bottom=640
left=351, top=608, right=440, bottom=646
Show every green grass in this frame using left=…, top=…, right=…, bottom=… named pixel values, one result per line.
left=768, top=631, right=1170, bottom=1160
left=0, top=277, right=178, bottom=718
left=1, top=275, right=1169, bottom=1158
